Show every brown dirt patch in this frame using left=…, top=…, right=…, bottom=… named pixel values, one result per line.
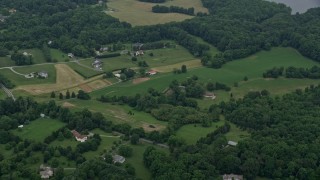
left=142, top=123, right=165, bottom=132
left=79, top=84, right=93, bottom=92
left=133, top=78, right=150, bottom=84
left=62, top=102, right=76, bottom=108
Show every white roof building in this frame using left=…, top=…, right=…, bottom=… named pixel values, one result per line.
left=228, top=141, right=238, bottom=146
left=113, top=155, right=125, bottom=164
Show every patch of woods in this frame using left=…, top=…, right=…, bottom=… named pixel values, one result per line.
left=263, top=66, right=320, bottom=79
left=152, top=5, right=195, bottom=16
left=141, top=84, right=320, bottom=179
left=138, top=0, right=165, bottom=3
left=0, top=0, right=320, bottom=69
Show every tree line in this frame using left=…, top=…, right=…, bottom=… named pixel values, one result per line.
left=263, top=66, right=320, bottom=79
left=152, top=5, right=195, bottom=16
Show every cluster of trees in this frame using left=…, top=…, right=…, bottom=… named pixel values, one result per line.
left=0, top=73, right=14, bottom=88
left=263, top=67, right=284, bottom=78
left=263, top=66, right=320, bottom=79
left=152, top=5, right=195, bottom=16
left=135, top=41, right=172, bottom=51
left=119, top=68, right=135, bottom=81
left=95, top=52, right=120, bottom=59
left=207, top=82, right=231, bottom=92
left=41, top=44, right=52, bottom=62
left=11, top=52, right=33, bottom=65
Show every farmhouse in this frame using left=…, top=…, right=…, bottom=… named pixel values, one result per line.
left=228, top=141, right=238, bottom=146
left=68, top=53, right=74, bottom=58
left=147, top=70, right=157, bottom=76
left=100, top=47, right=109, bottom=52
left=113, top=154, right=125, bottom=164
left=39, top=164, right=53, bottom=179
left=134, top=50, right=144, bottom=56
left=204, top=92, right=216, bottom=100
left=71, top=130, right=88, bottom=142
left=222, top=174, right=243, bottom=180
left=38, top=71, right=48, bottom=79
left=92, top=59, right=103, bottom=70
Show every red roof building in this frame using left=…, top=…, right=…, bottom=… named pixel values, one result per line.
left=71, top=130, right=88, bottom=142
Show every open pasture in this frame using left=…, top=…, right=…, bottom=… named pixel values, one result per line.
left=13, top=118, right=66, bottom=142
left=63, top=100, right=167, bottom=131
left=106, top=0, right=202, bottom=26
left=91, top=48, right=320, bottom=102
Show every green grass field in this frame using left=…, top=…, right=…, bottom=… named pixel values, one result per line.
left=91, top=48, right=320, bottom=103
left=0, top=64, right=56, bottom=86
left=176, top=120, right=250, bottom=144
left=106, top=0, right=197, bottom=26
left=51, top=48, right=68, bottom=62
left=63, top=99, right=167, bottom=130
left=13, top=118, right=66, bottom=142
left=50, top=138, right=80, bottom=149
left=67, top=62, right=103, bottom=78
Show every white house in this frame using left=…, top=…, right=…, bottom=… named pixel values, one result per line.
left=147, top=70, right=157, bottom=76
left=38, top=71, right=48, bottom=79
left=113, top=155, right=125, bottom=164
left=71, top=130, right=88, bottom=142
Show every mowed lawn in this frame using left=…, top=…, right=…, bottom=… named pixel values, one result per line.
left=0, top=64, right=56, bottom=86
left=106, top=0, right=197, bottom=26
left=19, top=49, right=46, bottom=64
left=13, top=118, right=66, bottom=142
left=50, top=48, right=68, bottom=62
left=176, top=120, right=250, bottom=145
left=91, top=48, right=320, bottom=102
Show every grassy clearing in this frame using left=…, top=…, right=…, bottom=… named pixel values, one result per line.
left=50, top=48, right=68, bottom=62
left=176, top=121, right=226, bottom=144
left=67, top=62, right=103, bottom=78
left=79, top=56, right=135, bottom=72
left=91, top=48, right=320, bottom=104
left=0, top=64, right=56, bottom=86
left=126, top=143, right=168, bottom=180
left=64, top=99, right=167, bottom=131
left=0, top=56, right=15, bottom=67
left=13, top=118, right=66, bottom=142
left=176, top=120, right=249, bottom=145
left=106, top=0, right=196, bottom=26
left=225, top=123, right=250, bottom=142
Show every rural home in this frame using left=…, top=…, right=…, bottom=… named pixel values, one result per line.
left=68, top=53, right=74, bottom=58
left=38, top=71, right=48, bottom=79
left=18, top=125, right=23, bottom=128
left=147, top=70, right=157, bottom=76
left=113, top=155, right=125, bottom=164
left=39, top=164, right=53, bottom=179
left=204, top=92, right=216, bottom=99
left=71, top=130, right=88, bottom=142
left=222, top=174, right=243, bottom=180
left=134, top=50, right=144, bottom=56
left=40, top=113, right=45, bottom=118
left=92, top=59, right=103, bottom=70
left=228, top=141, right=238, bottom=146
